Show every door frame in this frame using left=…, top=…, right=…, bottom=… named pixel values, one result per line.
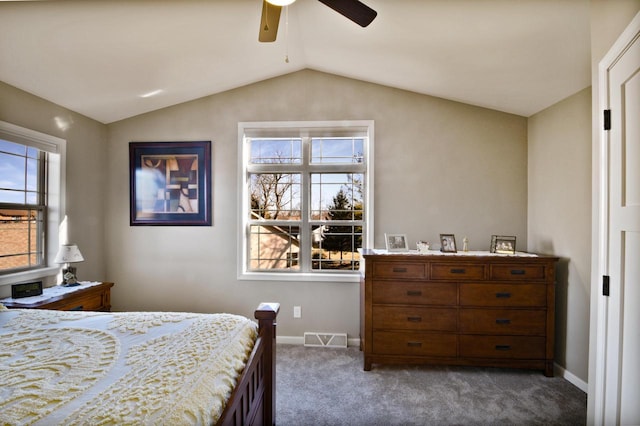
left=589, top=10, right=640, bottom=426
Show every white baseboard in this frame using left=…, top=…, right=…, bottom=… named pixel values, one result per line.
left=277, top=335, right=304, bottom=345
left=554, top=363, right=588, bottom=393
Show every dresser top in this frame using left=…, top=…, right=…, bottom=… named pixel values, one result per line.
left=1, top=281, right=113, bottom=308
left=360, top=249, right=558, bottom=260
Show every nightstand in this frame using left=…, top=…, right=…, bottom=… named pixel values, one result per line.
left=1, top=282, right=114, bottom=311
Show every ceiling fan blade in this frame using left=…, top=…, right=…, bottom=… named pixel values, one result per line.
left=259, top=0, right=282, bottom=42
left=317, top=0, right=377, bottom=27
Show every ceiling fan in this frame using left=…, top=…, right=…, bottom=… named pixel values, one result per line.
left=259, top=0, right=377, bottom=43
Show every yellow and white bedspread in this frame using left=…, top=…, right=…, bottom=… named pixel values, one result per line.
left=0, top=306, right=258, bottom=425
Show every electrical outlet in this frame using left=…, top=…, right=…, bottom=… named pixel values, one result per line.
left=293, top=306, right=301, bottom=318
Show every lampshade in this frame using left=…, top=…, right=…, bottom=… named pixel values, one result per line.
left=54, top=244, right=85, bottom=264
left=266, top=0, right=296, bottom=6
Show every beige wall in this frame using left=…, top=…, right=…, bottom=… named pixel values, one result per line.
left=528, top=87, right=592, bottom=384
left=105, top=70, right=528, bottom=338
left=0, top=81, right=108, bottom=297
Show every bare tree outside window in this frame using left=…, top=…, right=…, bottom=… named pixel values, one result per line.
left=250, top=172, right=300, bottom=220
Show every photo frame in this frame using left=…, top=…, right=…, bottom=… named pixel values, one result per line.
left=129, top=141, right=212, bottom=226
left=385, top=233, right=409, bottom=252
left=440, top=234, right=457, bottom=253
left=491, top=235, right=516, bottom=254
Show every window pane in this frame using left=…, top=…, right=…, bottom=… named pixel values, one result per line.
left=310, top=173, right=364, bottom=220
left=0, top=208, right=42, bottom=271
left=250, top=138, right=301, bottom=164
left=0, top=139, right=27, bottom=156
left=0, top=152, right=26, bottom=192
left=26, top=146, right=39, bottom=159
left=0, top=189, right=24, bottom=204
left=0, top=146, right=41, bottom=205
left=249, top=224, right=300, bottom=271
left=25, top=191, right=38, bottom=205
left=249, top=173, right=301, bottom=220
left=311, top=137, right=364, bottom=164
left=26, top=157, right=39, bottom=191
left=311, top=224, right=362, bottom=271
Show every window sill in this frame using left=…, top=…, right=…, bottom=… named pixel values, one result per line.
left=0, top=266, right=59, bottom=287
left=238, top=271, right=361, bottom=283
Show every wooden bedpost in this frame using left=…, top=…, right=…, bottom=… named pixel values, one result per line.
left=255, top=302, right=279, bottom=426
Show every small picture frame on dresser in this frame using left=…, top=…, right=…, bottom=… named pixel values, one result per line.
left=440, top=234, right=457, bottom=252
left=491, top=235, right=516, bottom=254
left=385, top=233, right=409, bottom=252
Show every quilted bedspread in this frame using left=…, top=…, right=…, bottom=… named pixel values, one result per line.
left=0, top=304, right=257, bottom=425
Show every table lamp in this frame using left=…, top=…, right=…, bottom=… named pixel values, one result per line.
left=54, top=244, right=85, bottom=286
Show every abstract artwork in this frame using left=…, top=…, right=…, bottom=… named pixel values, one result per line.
left=129, top=141, right=211, bottom=226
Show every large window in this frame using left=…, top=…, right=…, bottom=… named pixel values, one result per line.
left=238, top=121, right=373, bottom=281
left=0, top=121, right=64, bottom=284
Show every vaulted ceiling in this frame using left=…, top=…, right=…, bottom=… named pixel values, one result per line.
left=0, top=0, right=591, bottom=124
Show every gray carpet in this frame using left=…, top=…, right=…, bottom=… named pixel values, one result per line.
left=276, top=344, right=587, bottom=426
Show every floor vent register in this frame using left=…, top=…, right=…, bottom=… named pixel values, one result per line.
left=303, top=332, right=348, bottom=348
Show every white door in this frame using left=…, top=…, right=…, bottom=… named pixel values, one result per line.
left=594, top=11, right=640, bottom=426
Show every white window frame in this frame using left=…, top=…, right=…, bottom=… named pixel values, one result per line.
left=237, top=120, right=374, bottom=282
left=0, top=120, right=65, bottom=286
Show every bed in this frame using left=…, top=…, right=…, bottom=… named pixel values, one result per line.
left=0, top=301, right=278, bottom=426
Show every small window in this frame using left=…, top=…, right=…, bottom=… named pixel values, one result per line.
left=0, top=121, right=64, bottom=283
left=0, top=140, right=46, bottom=272
left=239, top=121, right=374, bottom=281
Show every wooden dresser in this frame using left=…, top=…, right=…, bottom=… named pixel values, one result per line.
left=360, top=250, right=558, bottom=376
left=1, top=282, right=114, bottom=312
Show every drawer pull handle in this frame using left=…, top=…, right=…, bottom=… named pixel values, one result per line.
left=450, top=268, right=466, bottom=274
left=393, top=267, right=408, bottom=273
left=495, top=345, right=511, bottom=351
left=407, top=342, right=422, bottom=348
left=407, top=290, right=422, bottom=296
left=495, top=292, right=511, bottom=298
left=69, top=305, right=84, bottom=311
left=495, top=318, right=511, bottom=325
left=510, top=269, right=526, bottom=275
left=407, top=316, right=422, bottom=323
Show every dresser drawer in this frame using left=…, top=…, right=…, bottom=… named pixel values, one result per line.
left=372, top=281, right=457, bottom=305
left=373, top=306, right=457, bottom=331
left=373, top=262, right=425, bottom=279
left=459, top=335, right=546, bottom=359
left=459, top=284, right=547, bottom=307
left=54, top=291, right=108, bottom=311
left=459, top=309, right=546, bottom=335
left=431, top=263, right=485, bottom=280
left=373, top=331, right=457, bottom=357
left=490, top=264, right=546, bottom=281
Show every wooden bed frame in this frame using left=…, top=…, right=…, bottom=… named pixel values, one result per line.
left=218, top=302, right=279, bottom=426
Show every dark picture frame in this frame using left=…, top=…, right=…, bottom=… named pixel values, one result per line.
left=492, top=235, right=516, bottom=254
left=129, top=141, right=212, bottom=226
left=440, top=234, right=457, bottom=253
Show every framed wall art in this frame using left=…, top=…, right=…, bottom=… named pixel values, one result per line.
left=385, top=233, right=409, bottom=252
left=129, top=141, right=212, bottom=226
left=440, top=234, right=457, bottom=253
